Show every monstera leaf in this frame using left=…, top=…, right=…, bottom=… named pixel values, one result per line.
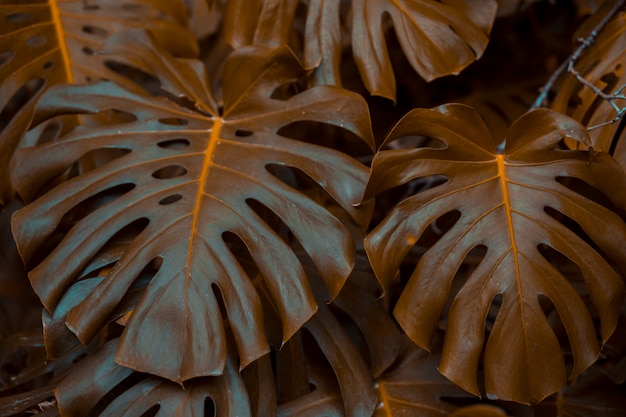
left=11, top=31, right=374, bottom=383
left=0, top=0, right=196, bottom=204
left=56, top=338, right=250, bottom=417
left=363, top=104, right=626, bottom=403
left=351, top=0, right=498, bottom=99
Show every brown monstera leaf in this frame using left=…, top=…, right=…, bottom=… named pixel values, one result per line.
left=363, top=104, right=626, bottom=403
left=351, top=0, right=498, bottom=99
left=56, top=338, right=250, bottom=417
left=11, top=31, right=374, bottom=383
left=0, top=0, right=196, bottom=204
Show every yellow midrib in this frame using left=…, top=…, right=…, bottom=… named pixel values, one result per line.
left=187, top=117, right=223, bottom=266
left=49, top=0, right=74, bottom=83
left=496, top=155, right=521, bottom=284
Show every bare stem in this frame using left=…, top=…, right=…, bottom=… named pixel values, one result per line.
left=530, top=0, right=626, bottom=110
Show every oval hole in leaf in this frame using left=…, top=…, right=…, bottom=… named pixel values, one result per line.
left=88, top=372, right=150, bottom=416
left=43, top=61, right=52, bottom=69
left=158, top=117, right=188, bottom=126
left=82, top=46, right=94, bottom=56
left=83, top=4, right=100, bottom=10
left=277, top=120, right=371, bottom=157
left=105, top=61, right=161, bottom=93
left=158, top=194, right=182, bottom=205
left=374, top=175, right=448, bottom=225
left=0, top=77, right=45, bottom=133
left=77, top=148, right=133, bottom=174
left=151, top=165, right=187, bottom=179
left=543, top=207, right=605, bottom=256
left=26, top=36, right=47, bottom=48
left=555, top=176, right=620, bottom=215
left=222, top=231, right=258, bottom=278
left=157, top=138, right=190, bottom=149
left=270, top=79, right=306, bottom=101
left=6, top=13, right=32, bottom=23
left=91, top=109, right=138, bottom=125
left=204, top=397, right=216, bottom=417
left=82, top=25, right=109, bottom=38
left=537, top=293, right=573, bottom=367
left=536, top=244, right=585, bottom=285
left=63, top=183, right=136, bottom=225
left=443, top=245, right=488, bottom=324
left=485, top=293, right=503, bottom=335
left=235, top=129, right=253, bottom=137
left=139, top=404, right=160, bottom=417
left=0, top=51, right=14, bottom=67
left=383, top=135, right=447, bottom=151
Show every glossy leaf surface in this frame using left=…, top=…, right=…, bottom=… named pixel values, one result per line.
left=0, top=0, right=195, bottom=203
left=364, top=104, right=626, bottom=403
left=56, top=339, right=250, bottom=417
left=351, top=0, right=498, bottom=99
left=12, top=34, right=373, bottom=383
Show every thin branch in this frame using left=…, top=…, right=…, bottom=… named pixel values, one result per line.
left=530, top=0, right=626, bottom=110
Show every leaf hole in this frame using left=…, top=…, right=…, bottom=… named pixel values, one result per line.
left=105, top=60, right=162, bottom=94
left=537, top=294, right=574, bottom=368
left=26, top=36, right=47, bottom=48
left=89, top=372, right=150, bottom=415
left=440, top=245, right=488, bottom=330
left=158, top=194, right=183, bottom=205
left=157, top=138, right=190, bottom=149
left=210, top=283, right=228, bottom=319
left=6, top=13, right=32, bottom=23
left=543, top=206, right=591, bottom=242
left=139, top=405, right=160, bottom=417
left=83, top=4, right=100, bottom=10
left=277, top=120, right=372, bottom=157
left=82, top=25, right=109, bottom=38
left=0, top=51, right=14, bottom=67
left=76, top=148, right=133, bottom=175
left=555, top=176, right=621, bottom=216
left=92, top=108, right=138, bottom=124
left=204, top=397, right=216, bottom=417
left=62, top=183, right=136, bottom=227
left=82, top=46, right=95, bottom=56
left=0, top=77, right=45, bottom=134
left=158, top=117, right=189, bottom=126
left=151, top=165, right=188, bottom=179
left=373, top=174, right=448, bottom=226
left=221, top=232, right=259, bottom=279
left=235, top=129, right=253, bottom=137
left=43, top=61, right=53, bottom=69
left=537, top=244, right=584, bottom=284
left=383, top=135, right=446, bottom=151
left=270, top=78, right=306, bottom=100
left=485, top=293, right=503, bottom=334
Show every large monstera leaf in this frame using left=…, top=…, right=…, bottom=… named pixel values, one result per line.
left=0, top=0, right=196, bottom=204
left=11, top=32, right=374, bottom=383
left=351, top=0, right=498, bottom=99
left=363, top=104, right=626, bottom=403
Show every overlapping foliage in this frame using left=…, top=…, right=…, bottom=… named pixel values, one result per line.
left=1, top=0, right=625, bottom=416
